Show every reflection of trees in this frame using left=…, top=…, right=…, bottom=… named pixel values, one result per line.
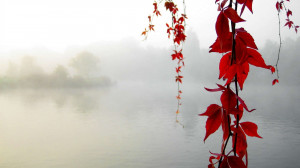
left=9, top=88, right=109, bottom=115
left=0, top=53, right=112, bottom=89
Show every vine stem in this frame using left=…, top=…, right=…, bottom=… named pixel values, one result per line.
left=276, top=10, right=282, bottom=79
left=218, top=1, right=240, bottom=166
left=218, top=115, right=232, bottom=168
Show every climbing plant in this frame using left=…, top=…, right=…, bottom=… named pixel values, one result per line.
left=142, top=0, right=298, bottom=167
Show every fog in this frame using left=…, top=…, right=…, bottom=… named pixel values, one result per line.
left=0, top=32, right=300, bottom=168
left=1, top=31, right=299, bottom=89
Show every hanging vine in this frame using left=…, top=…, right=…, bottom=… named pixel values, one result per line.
left=142, top=0, right=297, bottom=167
left=142, top=0, right=187, bottom=124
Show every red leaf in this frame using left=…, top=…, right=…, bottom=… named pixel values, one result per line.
left=287, top=10, right=292, bottom=17
left=224, top=7, right=245, bottom=23
left=285, top=19, right=293, bottom=29
left=272, top=79, right=279, bottom=85
left=221, top=110, right=231, bottom=140
left=227, top=156, right=247, bottom=168
left=149, top=24, right=155, bottom=31
left=236, top=30, right=258, bottom=49
left=235, top=94, right=255, bottom=112
left=240, top=121, right=262, bottom=138
left=199, top=104, right=222, bottom=142
left=209, top=34, right=233, bottom=53
left=295, top=25, right=299, bottom=33
left=219, top=52, right=231, bottom=79
left=236, top=104, right=244, bottom=120
left=176, top=66, right=182, bottom=73
left=236, top=0, right=246, bottom=3
left=223, top=64, right=237, bottom=86
left=236, top=62, right=249, bottom=90
left=219, top=157, right=230, bottom=168
left=221, top=0, right=228, bottom=9
left=245, top=0, right=253, bottom=13
left=232, top=127, right=247, bottom=157
left=205, top=87, right=224, bottom=92
left=216, top=11, right=230, bottom=40
left=141, top=28, right=147, bottom=36
left=220, top=88, right=237, bottom=110
left=247, top=48, right=269, bottom=69
left=276, top=2, right=281, bottom=12
left=175, top=75, right=183, bottom=83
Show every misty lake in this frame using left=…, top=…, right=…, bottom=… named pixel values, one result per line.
left=0, top=82, right=299, bottom=168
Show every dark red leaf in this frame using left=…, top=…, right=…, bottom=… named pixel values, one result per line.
left=240, top=121, right=262, bottom=138
left=219, top=52, right=231, bottom=79
left=227, top=156, right=247, bottom=168
left=276, top=2, right=281, bottom=12
left=245, top=0, right=253, bottom=13
left=224, top=7, right=245, bottom=23
left=285, top=20, right=293, bottom=29
left=232, top=127, right=247, bottom=157
left=209, top=34, right=233, bottom=53
left=221, top=110, right=231, bottom=140
left=221, top=0, right=228, bottom=9
left=221, top=88, right=237, bottom=110
left=236, top=30, right=258, bottom=49
left=216, top=11, right=230, bottom=40
left=287, top=9, right=292, bottom=17
left=199, top=104, right=222, bottom=142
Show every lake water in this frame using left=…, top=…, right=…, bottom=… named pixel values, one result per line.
left=0, top=82, right=299, bottom=168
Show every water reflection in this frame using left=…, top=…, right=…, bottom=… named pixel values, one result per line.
left=0, top=84, right=299, bottom=168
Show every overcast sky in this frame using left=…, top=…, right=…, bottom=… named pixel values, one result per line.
left=0, top=0, right=299, bottom=52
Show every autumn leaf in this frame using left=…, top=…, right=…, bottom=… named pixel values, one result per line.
left=232, top=127, right=247, bottom=158
left=272, top=79, right=279, bottom=85
left=285, top=19, right=294, bottom=29
left=210, top=33, right=232, bottom=53
left=287, top=9, right=292, bottom=17
left=216, top=11, right=230, bottom=41
left=149, top=24, right=155, bottom=31
left=240, top=121, right=262, bottom=138
left=224, top=7, right=245, bottom=23
left=227, top=156, right=247, bottom=168
left=199, top=104, right=222, bottom=142
left=220, top=88, right=237, bottom=110
left=236, top=29, right=258, bottom=49
left=141, top=29, right=147, bottom=36
left=176, top=66, right=182, bottom=73
left=175, top=75, right=183, bottom=83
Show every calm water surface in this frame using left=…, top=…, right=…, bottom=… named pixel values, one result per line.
left=0, top=83, right=299, bottom=168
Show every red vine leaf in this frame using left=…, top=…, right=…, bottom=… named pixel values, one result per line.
left=272, top=79, right=279, bottom=85
left=220, top=89, right=237, bottom=110
left=285, top=19, right=294, bottom=29
left=236, top=29, right=258, bottom=49
left=287, top=10, right=292, bottom=17
left=149, top=24, right=155, bottom=31
left=227, top=156, right=247, bottom=168
left=216, top=12, right=230, bottom=42
left=175, top=75, right=183, bottom=83
left=232, top=127, right=247, bottom=158
left=240, top=121, right=262, bottom=138
left=199, top=104, right=222, bottom=142
left=224, top=7, right=245, bottom=23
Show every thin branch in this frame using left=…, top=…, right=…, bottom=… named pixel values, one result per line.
left=276, top=11, right=282, bottom=79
